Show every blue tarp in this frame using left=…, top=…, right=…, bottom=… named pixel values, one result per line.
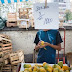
left=0, top=0, right=29, bottom=4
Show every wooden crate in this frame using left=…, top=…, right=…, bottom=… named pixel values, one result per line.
left=0, top=52, right=10, bottom=65
left=19, top=13, right=28, bottom=19
left=2, top=43, right=12, bottom=54
left=0, top=66, right=3, bottom=72
left=16, top=50, right=24, bottom=63
left=18, top=20, right=29, bottom=29
left=0, top=40, right=11, bottom=44
left=0, top=43, right=12, bottom=55
left=19, top=8, right=29, bottom=19
left=2, top=65, right=11, bottom=72
left=0, top=45, right=11, bottom=65
left=0, top=52, right=4, bottom=58
left=0, top=58, right=4, bottom=66
left=7, top=21, right=17, bottom=27
left=3, top=53, right=10, bottom=65
left=12, top=65, right=17, bottom=72
left=67, top=52, right=72, bottom=65
left=9, top=52, right=21, bottom=65
left=8, top=13, right=16, bottom=18
left=4, top=53, right=9, bottom=65
left=4, top=59, right=9, bottom=65
left=3, top=53, right=9, bottom=59
left=8, top=13, right=17, bottom=21
left=0, top=53, right=3, bottom=63
left=0, top=52, right=4, bottom=66
left=31, top=20, right=34, bottom=27
left=0, top=34, right=10, bottom=40
left=0, top=52, right=9, bottom=65
left=0, top=37, right=11, bottom=44
left=0, top=46, right=2, bottom=52
left=0, top=52, right=4, bottom=72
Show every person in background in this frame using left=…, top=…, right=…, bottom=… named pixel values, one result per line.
left=34, top=29, right=63, bottom=64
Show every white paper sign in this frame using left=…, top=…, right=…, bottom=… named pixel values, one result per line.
left=33, top=3, right=59, bottom=29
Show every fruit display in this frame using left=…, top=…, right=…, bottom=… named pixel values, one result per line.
left=19, top=61, right=71, bottom=72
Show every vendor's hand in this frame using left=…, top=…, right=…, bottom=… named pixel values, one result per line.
left=37, top=41, right=42, bottom=48
left=39, top=45, right=46, bottom=48
left=39, top=42, right=49, bottom=48
left=37, top=41, right=45, bottom=48
left=44, top=42, right=50, bottom=46
left=38, top=41, right=49, bottom=48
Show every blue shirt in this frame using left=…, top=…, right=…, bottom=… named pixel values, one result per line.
left=34, top=30, right=63, bottom=64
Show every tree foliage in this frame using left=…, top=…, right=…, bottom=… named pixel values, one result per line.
left=65, top=10, right=72, bottom=21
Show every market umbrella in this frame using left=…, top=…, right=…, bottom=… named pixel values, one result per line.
left=0, top=0, right=29, bottom=4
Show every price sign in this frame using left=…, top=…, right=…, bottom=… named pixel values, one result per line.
left=33, top=3, right=59, bottom=29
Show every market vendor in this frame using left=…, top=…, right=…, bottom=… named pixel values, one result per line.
left=34, top=29, right=63, bottom=64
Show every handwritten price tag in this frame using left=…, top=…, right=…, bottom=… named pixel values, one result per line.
left=33, top=3, right=59, bottom=29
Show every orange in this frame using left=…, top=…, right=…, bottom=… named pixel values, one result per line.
left=62, top=66, right=69, bottom=70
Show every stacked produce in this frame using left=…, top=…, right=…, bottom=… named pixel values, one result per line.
left=20, top=61, right=71, bottom=72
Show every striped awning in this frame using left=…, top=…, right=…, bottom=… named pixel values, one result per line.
left=0, top=0, right=29, bottom=4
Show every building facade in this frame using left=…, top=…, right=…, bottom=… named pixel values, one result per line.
left=54, top=0, right=70, bottom=3
left=71, top=1, right=72, bottom=12
left=53, top=0, right=71, bottom=19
